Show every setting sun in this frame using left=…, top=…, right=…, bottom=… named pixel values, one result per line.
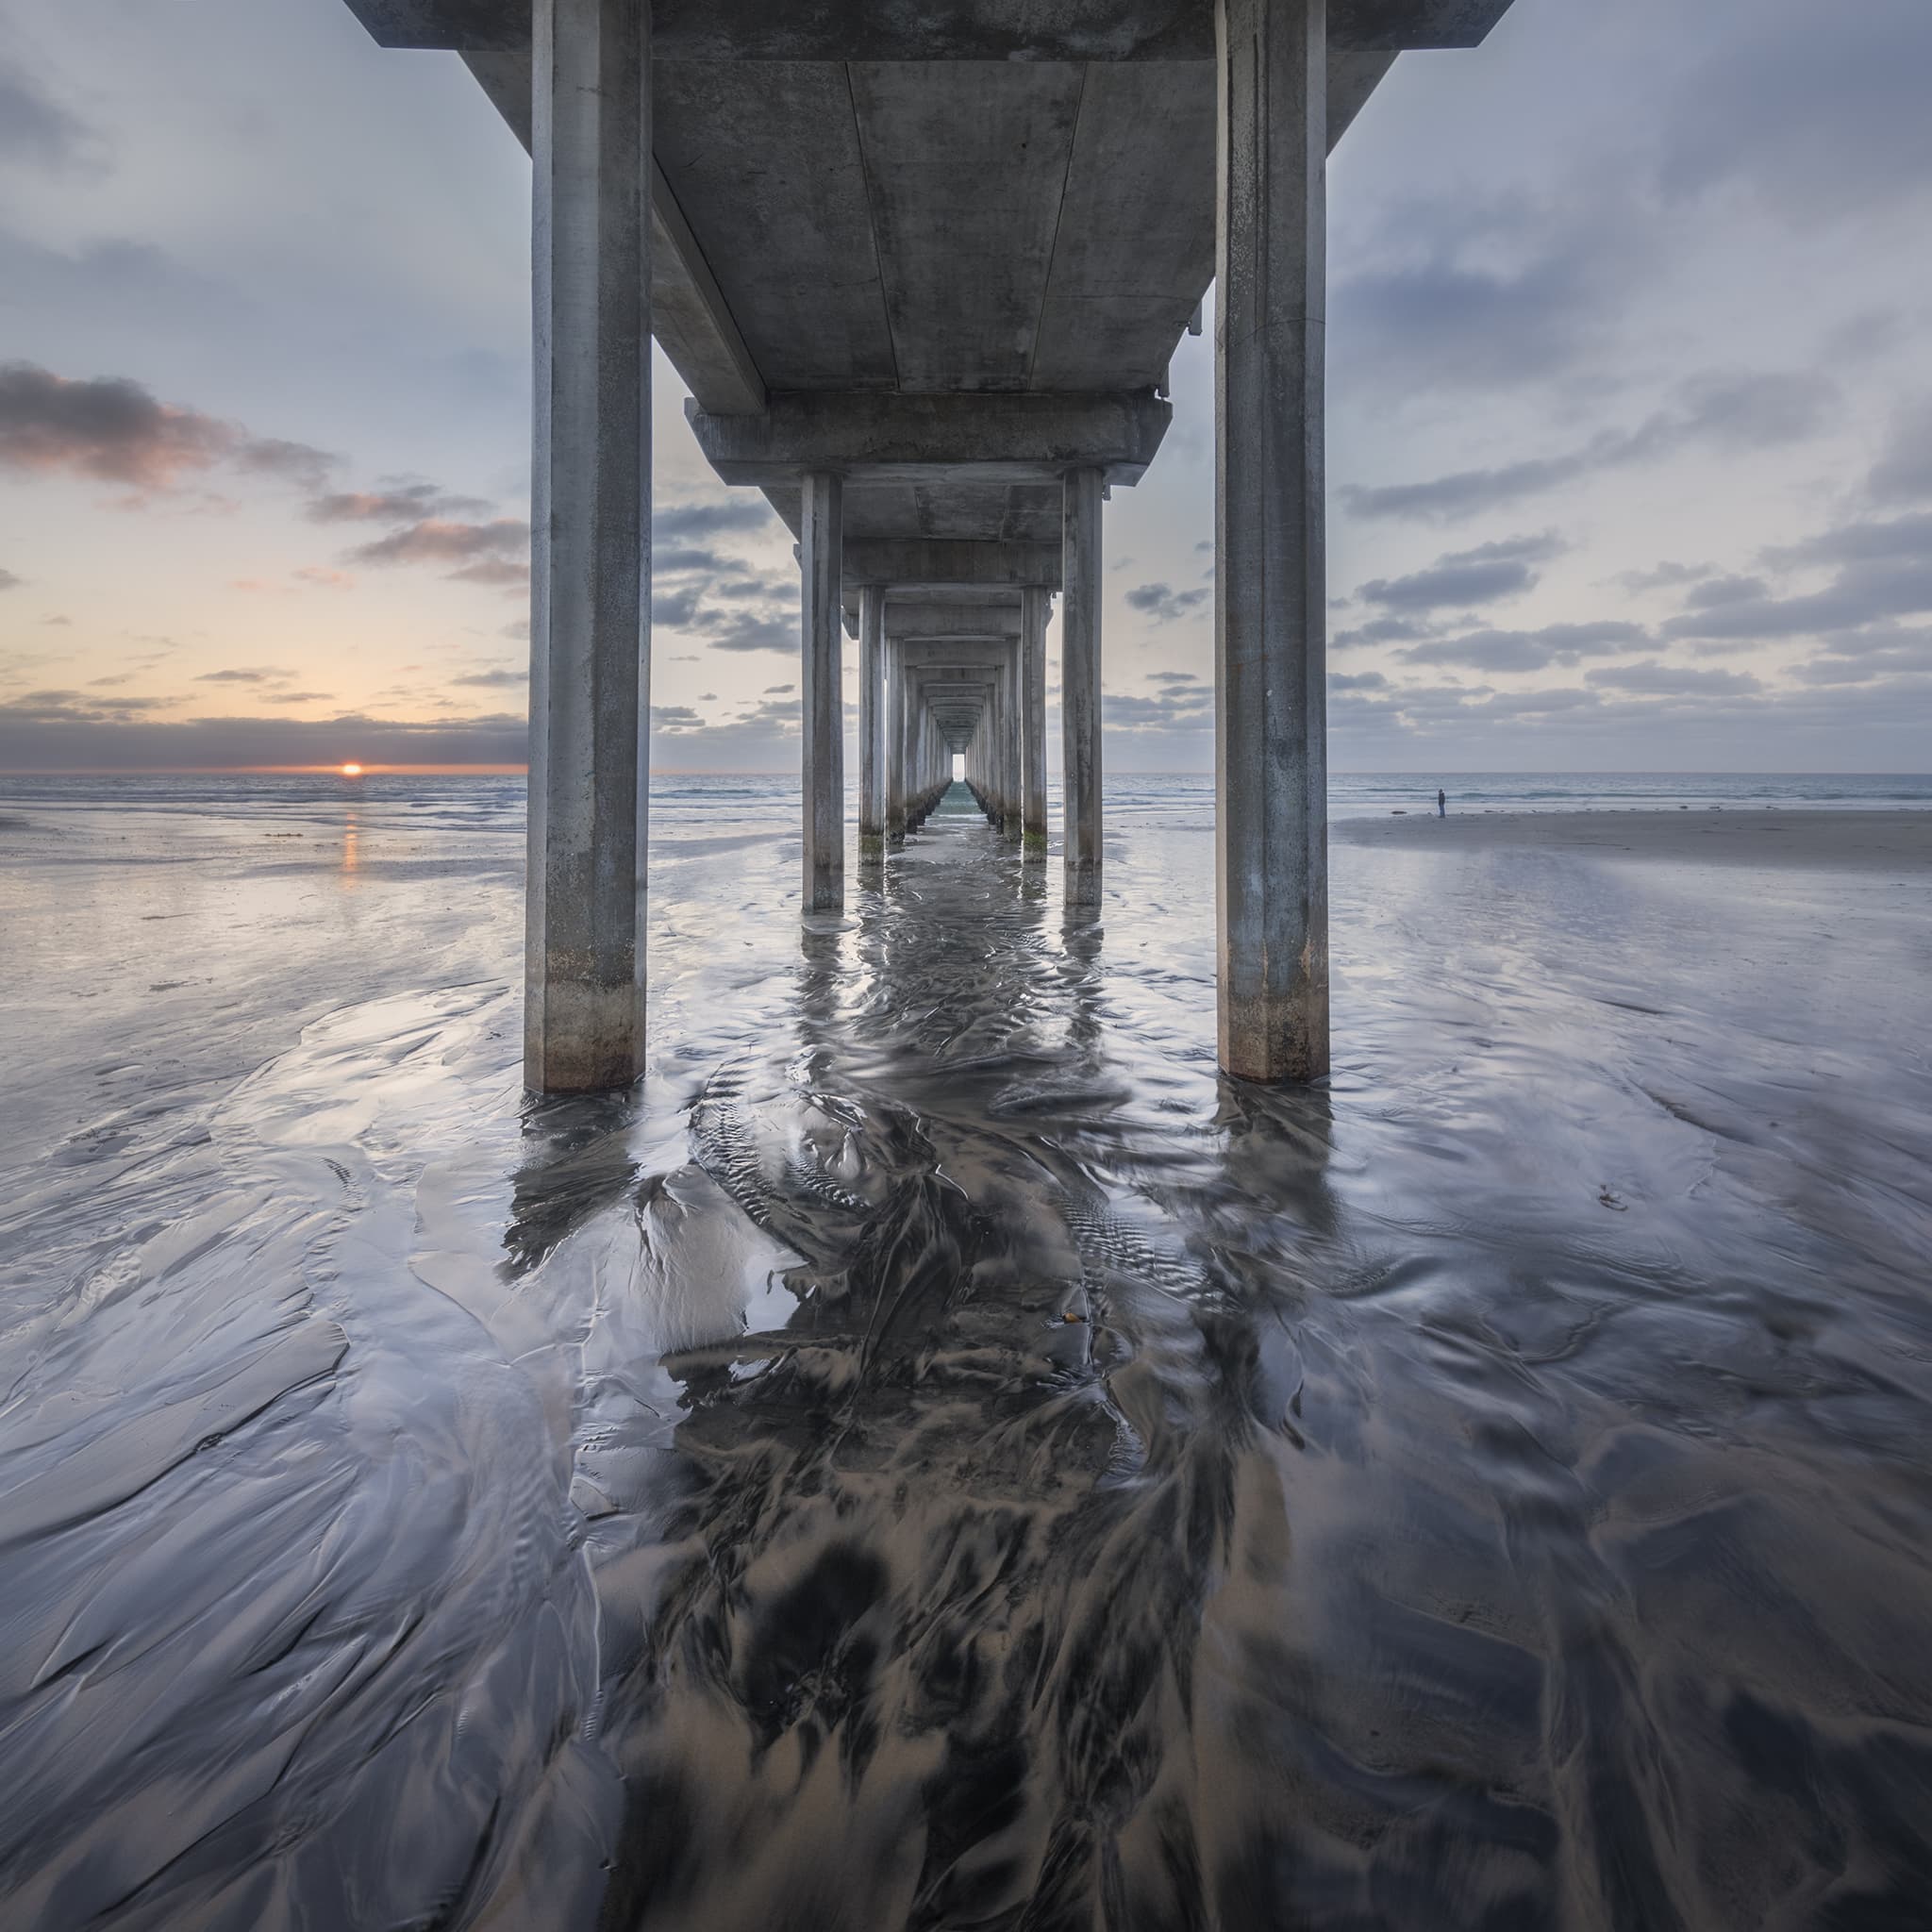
left=339, top=762, right=363, bottom=777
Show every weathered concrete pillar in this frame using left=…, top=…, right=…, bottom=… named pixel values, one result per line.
left=1001, top=648, right=1023, bottom=841
left=1216, top=0, right=1328, bottom=1080
left=886, top=639, right=906, bottom=844
left=858, top=582, right=885, bottom=862
left=525, top=0, right=650, bottom=1094
left=1022, top=587, right=1048, bottom=853
left=800, top=470, right=844, bottom=912
left=1061, top=467, right=1104, bottom=906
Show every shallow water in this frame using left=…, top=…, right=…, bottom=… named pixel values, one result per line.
left=2, top=774, right=1931, bottom=1930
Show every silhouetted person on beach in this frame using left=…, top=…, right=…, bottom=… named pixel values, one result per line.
left=1438, top=788, right=1446, bottom=818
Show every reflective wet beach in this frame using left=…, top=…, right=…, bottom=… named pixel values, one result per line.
left=3, top=776, right=1930, bottom=1928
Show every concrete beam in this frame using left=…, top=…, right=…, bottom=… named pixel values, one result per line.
left=897, top=636, right=1024, bottom=662
left=525, top=0, right=650, bottom=1093
left=842, top=539, right=1060, bottom=594
left=685, top=391, right=1171, bottom=488
left=886, top=602, right=1024, bottom=645
left=461, top=52, right=767, bottom=415
left=348, top=0, right=1514, bottom=58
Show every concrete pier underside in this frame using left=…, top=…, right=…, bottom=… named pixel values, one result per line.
left=344, top=0, right=1513, bottom=1090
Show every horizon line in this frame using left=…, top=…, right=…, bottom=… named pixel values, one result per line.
left=2, top=765, right=1929, bottom=781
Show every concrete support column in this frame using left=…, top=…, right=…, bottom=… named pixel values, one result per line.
left=1001, top=648, right=1022, bottom=841
left=886, top=639, right=906, bottom=844
left=525, top=0, right=650, bottom=1093
left=1061, top=467, right=1104, bottom=906
left=1022, top=587, right=1048, bottom=853
left=858, top=582, right=885, bottom=861
left=989, top=677, right=1005, bottom=826
left=800, top=470, right=844, bottom=912
left=1215, top=0, right=1328, bottom=1080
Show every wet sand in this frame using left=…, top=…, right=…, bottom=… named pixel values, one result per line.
left=3, top=776, right=1931, bottom=1930
left=1339, top=805, right=1932, bottom=869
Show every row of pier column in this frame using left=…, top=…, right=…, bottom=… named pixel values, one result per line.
left=524, top=0, right=1327, bottom=1093
left=797, top=475, right=1099, bottom=914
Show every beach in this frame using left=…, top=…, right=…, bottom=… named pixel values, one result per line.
left=1340, top=804, right=1932, bottom=869
left=2, top=774, right=1929, bottom=1929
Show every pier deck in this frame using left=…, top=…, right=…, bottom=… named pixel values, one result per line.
left=341, top=0, right=1515, bottom=1087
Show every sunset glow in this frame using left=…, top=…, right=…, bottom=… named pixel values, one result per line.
left=339, top=762, right=363, bottom=777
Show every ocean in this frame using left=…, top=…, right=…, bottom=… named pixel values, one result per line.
left=2, top=770, right=1930, bottom=1928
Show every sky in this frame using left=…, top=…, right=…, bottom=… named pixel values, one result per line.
left=2, top=0, right=1930, bottom=774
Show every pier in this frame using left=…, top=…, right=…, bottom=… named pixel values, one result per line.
left=343, top=0, right=1515, bottom=1091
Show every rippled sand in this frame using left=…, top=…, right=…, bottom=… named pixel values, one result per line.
left=2, top=779, right=1930, bottom=1929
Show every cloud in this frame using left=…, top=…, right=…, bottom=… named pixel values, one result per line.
left=1, top=688, right=184, bottom=723
left=1682, top=574, right=1769, bottom=609
left=0, top=361, right=231, bottom=487
left=451, top=668, right=525, bottom=688
left=347, top=516, right=529, bottom=568
left=653, top=499, right=778, bottom=541
left=651, top=705, right=704, bottom=732
left=1765, top=510, right=1932, bottom=570
left=655, top=543, right=730, bottom=576
left=1790, top=634, right=1932, bottom=685
left=195, top=668, right=284, bottom=684
left=652, top=586, right=703, bottom=627
left=1125, top=581, right=1210, bottom=624
left=449, top=559, right=529, bottom=587
left=1657, top=0, right=1932, bottom=224
left=1398, top=621, right=1647, bottom=674
left=1662, top=514, right=1932, bottom=642
left=1868, top=399, right=1932, bottom=506
left=697, top=610, right=794, bottom=655
left=1357, top=532, right=1564, bottom=612
left=0, top=361, right=336, bottom=495
left=0, top=701, right=531, bottom=771
left=1587, top=661, right=1765, bottom=697
left=292, top=566, right=355, bottom=591
left=1341, top=371, right=1838, bottom=524
left=1331, top=614, right=1436, bottom=649
left=308, top=483, right=491, bottom=524
left=0, top=567, right=21, bottom=591
left=1614, top=560, right=1716, bottom=593
left=1330, top=190, right=1644, bottom=395
left=235, top=437, right=337, bottom=493
left=0, top=57, right=99, bottom=175
left=344, top=516, right=530, bottom=587
left=763, top=683, right=795, bottom=695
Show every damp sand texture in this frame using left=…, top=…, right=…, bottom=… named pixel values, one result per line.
left=1, top=775, right=1930, bottom=1930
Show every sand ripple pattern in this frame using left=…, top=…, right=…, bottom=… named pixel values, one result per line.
left=2, top=786, right=1931, bottom=1927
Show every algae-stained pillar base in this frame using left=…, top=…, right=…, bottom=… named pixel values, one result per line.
left=1061, top=468, right=1104, bottom=906
left=525, top=0, right=651, bottom=1093
left=1215, top=0, right=1329, bottom=1082
left=858, top=583, right=885, bottom=863
left=800, top=471, right=844, bottom=912
left=1022, top=587, right=1048, bottom=855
